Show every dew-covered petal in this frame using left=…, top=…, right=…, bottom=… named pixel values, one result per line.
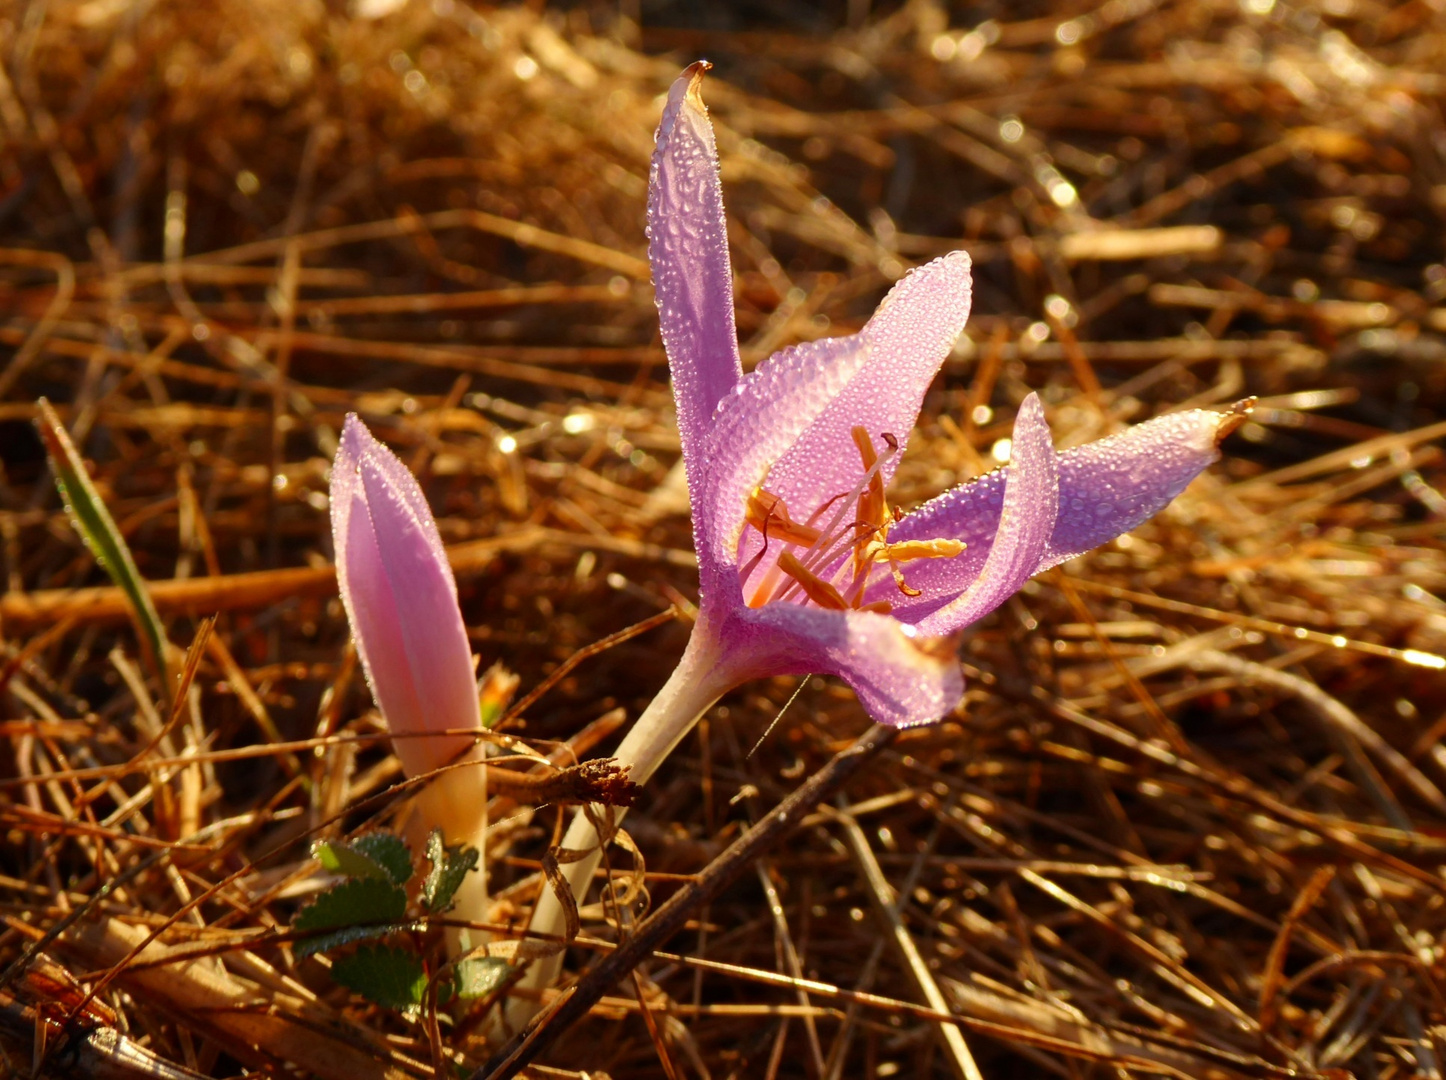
left=912, top=394, right=1059, bottom=637
left=333, top=438, right=421, bottom=770
left=332, top=418, right=481, bottom=779
left=885, top=405, right=1238, bottom=625
left=701, top=332, right=874, bottom=573
left=337, top=482, right=430, bottom=779
left=867, top=470, right=1005, bottom=624
left=650, top=62, right=743, bottom=558
left=1037, top=406, right=1238, bottom=565
left=726, top=603, right=963, bottom=728
left=754, top=252, right=972, bottom=530
left=342, top=415, right=452, bottom=577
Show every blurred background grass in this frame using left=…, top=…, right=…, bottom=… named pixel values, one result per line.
left=2, top=1, right=1446, bottom=1077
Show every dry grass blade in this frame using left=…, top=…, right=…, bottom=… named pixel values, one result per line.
left=53, top=919, right=419, bottom=1080
left=3, top=1, right=1445, bottom=1077
left=830, top=801, right=983, bottom=1080
left=477, top=724, right=900, bottom=1080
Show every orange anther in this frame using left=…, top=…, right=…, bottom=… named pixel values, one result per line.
left=883, top=538, right=965, bottom=563
left=850, top=426, right=887, bottom=533
left=746, top=487, right=821, bottom=547
left=776, top=550, right=849, bottom=610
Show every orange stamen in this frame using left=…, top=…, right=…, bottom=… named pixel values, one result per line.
left=888, top=561, right=922, bottom=598
left=850, top=427, right=886, bottom=531
left=743, top=429, right=965, bottom=612
left=883, top=538, right=965, bottom=562
left=850, top=535, right=967, bottom=602
left=846, top=427, right=885, bottom=604
left=746, top=487, right=821, bottom=547
left=776, top=550, right=849, bottom=610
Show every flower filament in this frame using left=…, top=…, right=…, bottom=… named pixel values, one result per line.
left=742, top=427, right=965, bottom=613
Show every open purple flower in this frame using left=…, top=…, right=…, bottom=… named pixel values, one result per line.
left=649, top=61, right=1248, bottom=728
left=517, top=63, right=1249, bottom=995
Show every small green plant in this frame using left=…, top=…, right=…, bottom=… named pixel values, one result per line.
left=35, top=398, right=170, bottom=696
left=293, top=829, right=507, bottom=1020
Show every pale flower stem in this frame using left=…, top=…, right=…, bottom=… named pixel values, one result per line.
left=411, top=745, right=492, bottom=958
left=508, top=623, right=734, bottom=1021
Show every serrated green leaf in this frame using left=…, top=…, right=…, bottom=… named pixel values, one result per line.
left=313, top=833, right=413, bottom=886
left=314, top=841, right=388, bottom=882
left=295, top=877, right=406, bottom=931
left=452, top=956, right=512, bottom=1000
left=35, top=399, right=169, bottom=697
left=331, top=945, right=428, bottom=1020
left=293, top=878, right=407, bottom=957
left=348, top=833, right=413, bottom=886
left=422, top=829, right=479, bottom=913
left=294, top=922, right=398, bottom=958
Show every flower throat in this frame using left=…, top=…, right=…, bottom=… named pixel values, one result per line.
left=741, top=427, right=965, bottom=613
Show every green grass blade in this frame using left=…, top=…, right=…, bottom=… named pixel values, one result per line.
left=35, top=399, right=171, bottom=696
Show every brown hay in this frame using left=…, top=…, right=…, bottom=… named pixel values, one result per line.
left=2, top=1, right=1445, bottom=1077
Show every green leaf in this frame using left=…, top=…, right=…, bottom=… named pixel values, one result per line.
left=35, top=399, right=170, bottom=697
left=332, top=945, right=428, bottom=1020
left=294, top=922, right=400, bottom=958
left=292, top=878, right=407, bottom=958
left=313, top=833, right=413, bottom=886
left=349, top=833, right=414, bottom=886
left=477, top=698, right=505, bottom=730
left=422, top=829, right=479, bottom=913
left=294, top=877, right=406, bottom=931
left=452, top=956, right=512, bottom=1000
left=314, top=841, right=387, bottom=882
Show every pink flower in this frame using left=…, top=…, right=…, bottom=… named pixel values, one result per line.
left=652, top=62, right=1248, bottom=727
left=330, top=416, right=482, bottom=779
left=515, top=67, right=1250, bottom=997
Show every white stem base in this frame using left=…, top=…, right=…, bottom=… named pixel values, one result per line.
left=408, top=745, right=491, bottom=958
left=503, top=624, right=733, bottom=1030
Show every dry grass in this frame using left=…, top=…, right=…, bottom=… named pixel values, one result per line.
left=2, top=0, right=1446, bottom=1076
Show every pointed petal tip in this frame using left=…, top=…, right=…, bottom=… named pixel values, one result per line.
left=338, top=412, right=369, bottom=464
left=666, top=61, right=712, bottom=117
left=1012, top=392, right=1052, bottom=450
left=684, top=60, right=712, bottom=95
left=1215, top=397, right=1257, bottom=445
left=942, top=248, right=972, bottom=271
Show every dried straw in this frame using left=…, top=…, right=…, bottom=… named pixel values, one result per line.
left=2, top=1, right=1445, bottom=1077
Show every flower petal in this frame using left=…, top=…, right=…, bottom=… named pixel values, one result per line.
left=333, top=434, right=415, bottom=729
left=911, top=393, right=1059, bottom=636
left=701, top=333, right=874, bottom=572
left=733, top=604, right=963, bottom=727
left=1040, top=407, right=1237, bottom=565
left=649, top=63, right=743, bottom=554
left=332, top=418, right=481, bottom=779
left=342, top=416, right=452, bottom=575
left=756, top=252, right=972, bottom=532
left=887, top=406, right=1237, bottom=626
left=337, top=482, right=427, bottom=778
